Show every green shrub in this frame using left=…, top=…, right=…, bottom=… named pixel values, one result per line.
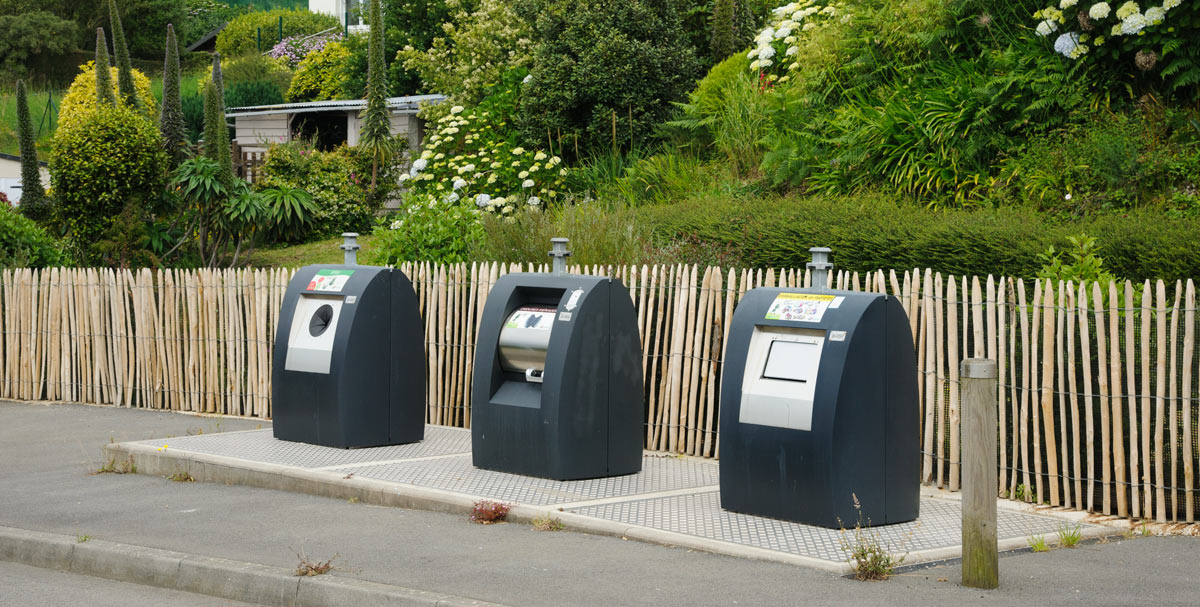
left=367, top=193, right=483, bottom=265
left=116, top=0, right=189, bottom=60
left=200, top=54, right=294, bottom=96
left=180, top=0, right=248, bottom=49
left=215, top=8, right=339, bottom=57
left=181, top=92, right=205, bottom=142
left=50, top=104, right=168, bottom=257
left=286, top=40, right=352, bottom=102
left=471, top=201, right=656, bottom=266
left=0, top=11, right=77, bottom=82
left=254, top=140, right=381, bottom=240
left=382, top=0, right=454, bottom=94
left=633, top=190, right=1200, bottom=280
left=515, top=0, right=701, bottom=161
left=0, top=204, right=68, bottom=268
left=226, top=79, right=285, bottom=108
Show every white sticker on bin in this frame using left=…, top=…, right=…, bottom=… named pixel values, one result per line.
left=829, top=330, right=846, bottom=341
left=564, top=289, right=584, bottom=311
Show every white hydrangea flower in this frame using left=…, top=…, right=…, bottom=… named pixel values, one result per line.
left=522, top=179, right=535, bottom=188
left=1036, top=19, right=1058, bottom=36
left=517, top=171, right=528, bottom=179
left=756, top=27, right=776, bottom=43
left=775, top=27, right=792, bottom=39
left=1060, top=0, right=1078, bottom=8
left=446, top=192, right=459, bottom=203
left=1120, top=12, right=1147, bottom=34
left=1144, top=6, right=1165, bottom=22
left=527, top=196, right=541, bottom=207
left=786, top=46, right=799, bottom=56
left=760, top=59, right=773, bottom=67
left=522, top=74, right=532, bottom=84
left=511, top=147, right=525, bottom=155
left=1164, top=0, right=1180, bottom=8
left=1089, top=2, right=1112, bottom=18
left=452, top=178, right=467, bottom=190
left=802, top=22, right=816, bottom=31
left=475, top=193, right=490, bottom=208
left=389, top=219, right=403, bottom=230
left=534, top=151, right=547, bottom=161
left=749, top=59, right=762, bottom=70
left=491, top=197, right=506, bottom=207
left=450, top=105, right=464, bottom=114
left=747, top=47, right=760, bottom=59
left=398, top=173, right=411, bottom=183
left=1054, top=32, right=1080, bottom=56
left=759, top=45, right=776, bottom=60
left=1115, top=1, right=1139, bottom=19
left=411, top=158, right=428, bottom=171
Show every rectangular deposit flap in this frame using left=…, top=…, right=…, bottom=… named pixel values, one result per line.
left=740, top=326, right=825, bottom=431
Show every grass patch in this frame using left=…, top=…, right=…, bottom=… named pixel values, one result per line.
left=92, top=457, right=137, bottom=475
left=1028, top=534, right=1050, bottom=552
left=243, top=234, right=378, bottom=268
left=167, top=471, right=195, bottom=482
left=1057, top=523, right=1082, bottom=548
left=0, top=87, right=64, bottom=160
left=531, top=514, right=564, bottom=532
left=293, top=549, right=338, bottom=576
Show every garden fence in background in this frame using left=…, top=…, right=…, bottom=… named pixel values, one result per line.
left=0, top=265, right=1197, bottom=523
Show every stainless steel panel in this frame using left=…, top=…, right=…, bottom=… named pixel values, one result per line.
left=497, top=305, right=556, bottom=373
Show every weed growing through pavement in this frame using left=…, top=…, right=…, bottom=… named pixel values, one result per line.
left=837, top=494, right=906, bottom=581
left=532, top=514, right=564, bottom=531
left=1028, top=534, right=1049, bottom=552
left=76, top=535, right=90, bottom=543
left=470, top=500, right=511, bottom=524
left=93, top=456, right=136, bottom=475
left=1139, top=521, right=1154, bottom=537
left=1057, top=523, right=1082, bottom=547
left=347, top=497, right=360, bottom=504
left=293, top=548, right=338, bottom=576
left=167, top=471, right=195, bottom=482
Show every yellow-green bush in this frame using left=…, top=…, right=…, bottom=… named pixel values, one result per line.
left=49, top=104, right=167, bottom=255
left=57, top=61, right=157, bottom=132
left=286, top=41, right=352, bottom=102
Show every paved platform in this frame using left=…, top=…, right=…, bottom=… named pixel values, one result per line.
left=108, top=426, right=1108, bottom=573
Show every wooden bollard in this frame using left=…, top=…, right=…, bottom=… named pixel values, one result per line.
left=961, top=358, right=998, bottom=589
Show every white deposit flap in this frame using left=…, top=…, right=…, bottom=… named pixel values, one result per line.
left=740, top=326, right=825, bottom=431
left=285, top=294, right=344, bottom=374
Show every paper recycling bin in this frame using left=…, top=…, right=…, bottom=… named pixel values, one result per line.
left=719, top=287, right=919, bottom=527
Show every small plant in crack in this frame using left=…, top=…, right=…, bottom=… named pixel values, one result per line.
left=470, top=500, right=511, bottom=524
left=293, top=548, right=338, bottom=576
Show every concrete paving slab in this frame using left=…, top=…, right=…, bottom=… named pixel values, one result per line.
left=108, top=426, right=1110, bottom=573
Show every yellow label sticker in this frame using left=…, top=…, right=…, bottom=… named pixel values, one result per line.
left=764, top=293, right=837, bottom=323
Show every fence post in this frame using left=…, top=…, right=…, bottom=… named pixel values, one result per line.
left=961, top=357, right=998, bottom=589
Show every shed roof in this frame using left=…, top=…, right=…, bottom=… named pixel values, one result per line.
left=225, top=95, right=445, bottom=118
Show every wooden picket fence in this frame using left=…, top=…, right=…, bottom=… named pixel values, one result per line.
left=0, top=264, right=1197, bottom=523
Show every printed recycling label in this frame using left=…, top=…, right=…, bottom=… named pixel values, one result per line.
left=505, top=306, right=557, bottom=330
left=764, top=293, right=838, bottom=323
left=306, top=269, right=355, bottom=293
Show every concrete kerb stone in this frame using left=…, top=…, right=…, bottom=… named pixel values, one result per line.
left=0, top=525, right=506, bottom=607
left=0, top=526, right=76, bottom=572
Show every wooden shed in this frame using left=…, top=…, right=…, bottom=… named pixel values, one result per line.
left=225, top=95, right=444, bottom=157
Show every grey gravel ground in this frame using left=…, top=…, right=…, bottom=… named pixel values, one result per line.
left=0, top=560, right=259, bottom=607
left=1, top=400, right=1196, bottom=607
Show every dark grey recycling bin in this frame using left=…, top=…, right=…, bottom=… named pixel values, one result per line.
left=272, top=264, right=424, bottom=448
left=718, top=287, right=919, bottom=528
left=471, top=271, right=643, bottom=480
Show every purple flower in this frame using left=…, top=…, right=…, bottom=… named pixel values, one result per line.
left=268, top=33, right=343, bottom=68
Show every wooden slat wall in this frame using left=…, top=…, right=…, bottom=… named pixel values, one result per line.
left=1, top=266, right=1198, bottom=521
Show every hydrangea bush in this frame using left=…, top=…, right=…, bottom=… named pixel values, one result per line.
left=747, top=1, right=850, bottom=82
left=401, top=73, right=565, bottom=219
left=1031, top=1, right=1196, bottom=80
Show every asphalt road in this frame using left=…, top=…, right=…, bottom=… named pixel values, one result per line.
left=0, top=560, right=259, bottom=607
left=1, top=400, right=1197, bottom=606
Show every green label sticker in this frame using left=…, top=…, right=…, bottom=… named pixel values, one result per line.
left=306, top=269, right=355, bottom=293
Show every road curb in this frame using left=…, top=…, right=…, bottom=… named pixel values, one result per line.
left=0, top=526, right=506, bottom=607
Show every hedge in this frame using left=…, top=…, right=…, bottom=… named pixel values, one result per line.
left=633, top=193, right=1200, bottom=281
left=216, top=9, right=340, bottom=58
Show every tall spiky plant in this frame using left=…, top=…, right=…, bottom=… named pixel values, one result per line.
left=710, top=0, right=736, bottom=62
left=95, top=28, right=117, bottom=107
left=108, top=0, right=138, bottom=108
left=15, top=80, right=48, bottom=221
left=211, top=52, right=225, bottom=108
left=358, top=0, right=392, bottom=194
left=202, top=80, right=234, bottom=190
left=160, top=24, right=187, bottom=169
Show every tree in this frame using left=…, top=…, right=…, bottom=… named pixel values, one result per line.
left=0, top=11, right=77, bottom=82
left=15, top=80, right=49, bottom=222
left=358, top=0, right=393, bottom=194
left=95, top=28, right=117, bottom=107
left=515, top=0, right=700, bottom=160
left=160, top=23, right=187, bottom=169
left=108, top=0, right=138, bottom=108
left=382, top=0, right=453, bottom=94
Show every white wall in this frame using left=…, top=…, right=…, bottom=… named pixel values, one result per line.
left=0, top=157, right=50, bottom=204
left=233, top=113, right=291, bottom=153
